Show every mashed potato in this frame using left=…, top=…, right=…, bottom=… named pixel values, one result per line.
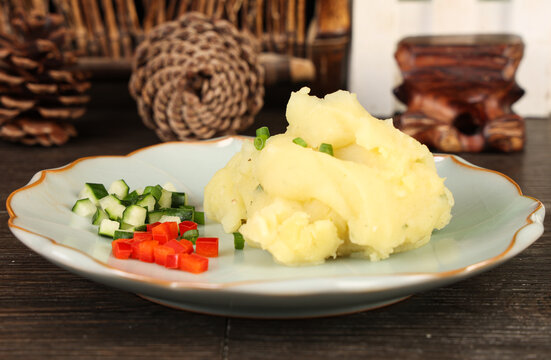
left=204, top=88, right=454, bottom=266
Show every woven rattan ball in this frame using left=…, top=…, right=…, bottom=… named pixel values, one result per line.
left=129, top=12, right=264, bottom=141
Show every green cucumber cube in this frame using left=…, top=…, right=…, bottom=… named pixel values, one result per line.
left=71, top=198, right=97, bottom=217
left=171, top=192, right=188, bottom=207
left=108, top=179, right=129, bottom=199
left=79, top=183, right=108, bottom=206
left=92, top=208, right=109, bottom=225
left=122, top=205, right=147, bottom=227
left=98, top=219, right=120, bottom=238
left=99, top=195, right=126, bottom=221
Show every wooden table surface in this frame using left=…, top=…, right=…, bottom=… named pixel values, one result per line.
left=1, top=82, right=549, bottom=359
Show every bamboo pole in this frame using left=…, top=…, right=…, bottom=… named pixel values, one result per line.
left=79, top=0, right=100, bottom=55
left=296, top=0, right=305, bottom=56
left=178, top=0, right=192, bottom=17
left=167, top=0, right=178, bottom=20
left=88, top=0, right=109, bottom=56
left=125, top=0, right=143, bottom=43
left=156, top=0, right=166, bottom=25
left=67, top=0, right=87, bottom=54
left=115, top=0, right=133, bottom=57
left=255, top=0, right=263, bottom=39
left=101, top=0, right=120, bottom=58
left=286, top=0, right=296, bottom=55
left=214, top=0, right=225, bottom=19
left=205, top=0, right=216, bottom=17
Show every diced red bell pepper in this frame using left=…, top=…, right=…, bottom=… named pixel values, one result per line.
left=179, top=253, right=209, bottom=273
left=130, top=239, right=141, bottom=259
left=112, top=239, right=132, bottom=259
left=154, top=245, right=176, bottom=266
left=146, top=222, right=161, bottom=232
left=152, top=222, right=179, bottom=243
left=133, top=232, right=153, bottom=241
left=152, top=232, right=169, bottom=245
left=136, top=240, right=158, bottom=263
left=165, top=239, right=193, bottom=254
left=179, top=220, right=198, bottom=235
left=165, top=253, right=181, bottom=269
left=195, top=237, right=219, bottom=257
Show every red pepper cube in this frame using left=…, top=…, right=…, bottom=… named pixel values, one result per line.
left=112, top=239, right=132, bottom=259
left=146, top=222, right=161, bottom=232
left=137, top=240, right=158, bottom=263
left=195, top=237, right=219, bottom=257
left=154, top=245, right=176, bottom=266
left=165, top=239, right=193, bottom=254
left=131, top=239, right=142, bottom=259
left=152, top=222, right=179, bottom=242
left=165, top=222, right=179, bottom=239
left=179, top=239, right=194, bottom=254
left=152, top=232, right=169, bottom=245
left=133, top=232, right=153, bottom=241
left=179, top=220, right=198, bottom=235
left=165, top=253, right=180, bottom=269
left=179, top=253, right=208, bottom=273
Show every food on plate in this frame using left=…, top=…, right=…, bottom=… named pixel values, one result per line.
left=204, top=87, right=454, bottom=266
left=72, top=180, right=213, bottom=273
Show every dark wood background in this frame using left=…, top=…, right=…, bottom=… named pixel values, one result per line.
left=1, top=82, right=549, bottom=359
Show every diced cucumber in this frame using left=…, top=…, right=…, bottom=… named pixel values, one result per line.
left=182, top=229, right=199, bottom=244
left=134, top=224, right=147, bottom=231
left=99, top=195, right=126, bottom=221
left=120, top=222, right=135, bottom=231
left=171, top=192, right=188, bottom=207
left=158, top=189, right=172, bottom=209
left=162, top=182, right=177, bottom=191
left=79, top=183, right=108, bottom=205
left=122, top=205, right=147, bottom=226
left=147, top=210, right=164, bottom=223
left=136, top=193, right=156, bottom=212
left=113, top=229, right=134, bottom=240
left=98, top=219, right=120, bottom=238
left=148, top=207, right=193, bottom=223
left=162, top=207, right=194, bottom=221
left=92, top=208, right=109, bottom=225
left=71, top=198, right=97, bottom=217
left=108, top=179, right=129, bottom=199
left=143, top=185, right=162, bottom=201
left=193, top=211, right=205, bottom=225
left=158, top=215, right=181, bottom=223
left=122, top=190, right=140, bottom=205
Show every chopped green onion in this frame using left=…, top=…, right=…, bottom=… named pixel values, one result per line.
left=193, top=211, right=205, bottom=225
left=292, top=137, right=308, bottom=147
left=182, top=229, right=199, bottom=244
left=233, top=232, right=245, bottom=250
left=256, top=126, right=270, bottom=138
left=319, top=143, right=334, bottom=156
left=256, top=184, right=263, bottom=192
left=254, top=136, right=266, bottom=150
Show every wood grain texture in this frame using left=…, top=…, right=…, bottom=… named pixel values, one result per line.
left=0, top=81, right=549, bottom=359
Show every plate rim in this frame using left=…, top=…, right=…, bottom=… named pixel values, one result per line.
left=6, top=137, right=545, bottom=294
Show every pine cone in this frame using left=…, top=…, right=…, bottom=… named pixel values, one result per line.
left=0, top=10, right=90, bottom=146
left=129, top=12, right=264, bottom=141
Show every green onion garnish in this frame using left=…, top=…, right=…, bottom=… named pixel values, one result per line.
left=254, top=136, right=266, bottom=150
left=319, top=143, right=334, bottom=156
left=182, top=229, right=199, bottom=244
left=256, top=126, right=270, bottom=138
left=193, top=211, right=205, bottom=225
left=293, top=137, right=307, bottom=147
left=233, top=232, right=245, bottom=250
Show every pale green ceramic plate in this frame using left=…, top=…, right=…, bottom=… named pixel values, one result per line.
left=7, top=137, right=545, bottom=318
